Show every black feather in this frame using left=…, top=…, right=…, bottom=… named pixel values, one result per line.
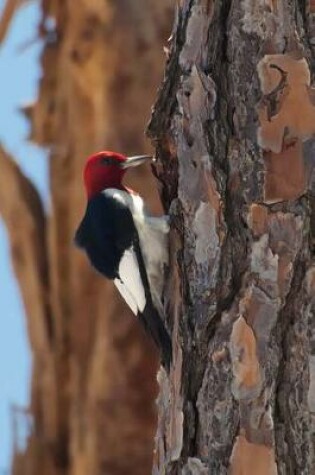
left=75, top=190, right=172, bottom=369
left=75, top=192, right=136, bottom=279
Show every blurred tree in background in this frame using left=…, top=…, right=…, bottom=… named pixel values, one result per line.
left=0, top=1, right=172, bottom=474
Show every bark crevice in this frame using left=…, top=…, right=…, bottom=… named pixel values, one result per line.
left=151, top=1, right=314, bottom=473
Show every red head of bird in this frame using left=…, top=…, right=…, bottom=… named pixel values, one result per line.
left=83, top=150, right=153, bottom=198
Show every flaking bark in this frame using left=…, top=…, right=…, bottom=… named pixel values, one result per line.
left=148, top=1, right=315, bottom=473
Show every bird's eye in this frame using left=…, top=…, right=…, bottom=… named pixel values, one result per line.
left=100, top=155, right=121, bottom=167
left=101, top=156, right=112, bottom=165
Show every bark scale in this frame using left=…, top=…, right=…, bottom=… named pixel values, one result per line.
left=148, top=1, right=315, bottom=473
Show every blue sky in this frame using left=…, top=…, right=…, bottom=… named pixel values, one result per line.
left=0, top=1, right=48, bottom=470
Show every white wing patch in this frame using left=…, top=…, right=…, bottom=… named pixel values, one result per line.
left=114, top=248, right=146, bottom=315
left=105, top=188, right=169, bottom=315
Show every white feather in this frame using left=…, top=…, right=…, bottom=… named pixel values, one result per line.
left=106, top=189, right=169, bottom=315
left=114, top=248, right=146, bottom=315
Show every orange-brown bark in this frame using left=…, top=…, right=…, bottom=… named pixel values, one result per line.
left=148, top=0, right=314, bottom=473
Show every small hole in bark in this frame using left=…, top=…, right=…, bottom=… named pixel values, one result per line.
left=48, top=100, right=56, bottom=114
left=70, top=49, right=80, bottom=62
left=187, top=136, right=194, bottom=147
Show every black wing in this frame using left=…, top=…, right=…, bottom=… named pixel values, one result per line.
left=75, top=190, right=172, bottom=369
left=74, top=192, right=137, bottom=280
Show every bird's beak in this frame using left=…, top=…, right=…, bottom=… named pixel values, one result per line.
left=120, top=155, right=153, bottom=169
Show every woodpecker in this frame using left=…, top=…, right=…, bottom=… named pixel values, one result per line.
left=75, top=150, right=172, bottom=369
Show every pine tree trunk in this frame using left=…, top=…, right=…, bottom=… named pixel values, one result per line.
left=148, top=1, right=315, bottom=473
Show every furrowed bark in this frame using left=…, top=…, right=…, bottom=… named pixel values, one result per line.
left=148, top=1, right=314, bottom=473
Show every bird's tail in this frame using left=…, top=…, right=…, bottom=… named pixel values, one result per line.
left=139, top=303, right=172, bottom=371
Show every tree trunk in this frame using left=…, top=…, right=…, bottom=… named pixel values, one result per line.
left=0, top=2, right=172, bottom=475
left=148, top=1, right=315, bottom=473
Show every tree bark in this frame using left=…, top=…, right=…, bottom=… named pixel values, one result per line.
left=148, top=1, right=315, bottom=473
left=0, top=2, right=172, bottom=475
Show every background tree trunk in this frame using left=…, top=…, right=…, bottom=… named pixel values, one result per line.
left=0, top=1, right=172, bottom=475
left=148, top=1, right=315, bottom=473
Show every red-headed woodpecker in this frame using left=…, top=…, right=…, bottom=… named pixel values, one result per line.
left=75, top=151, right=172, bottom=369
